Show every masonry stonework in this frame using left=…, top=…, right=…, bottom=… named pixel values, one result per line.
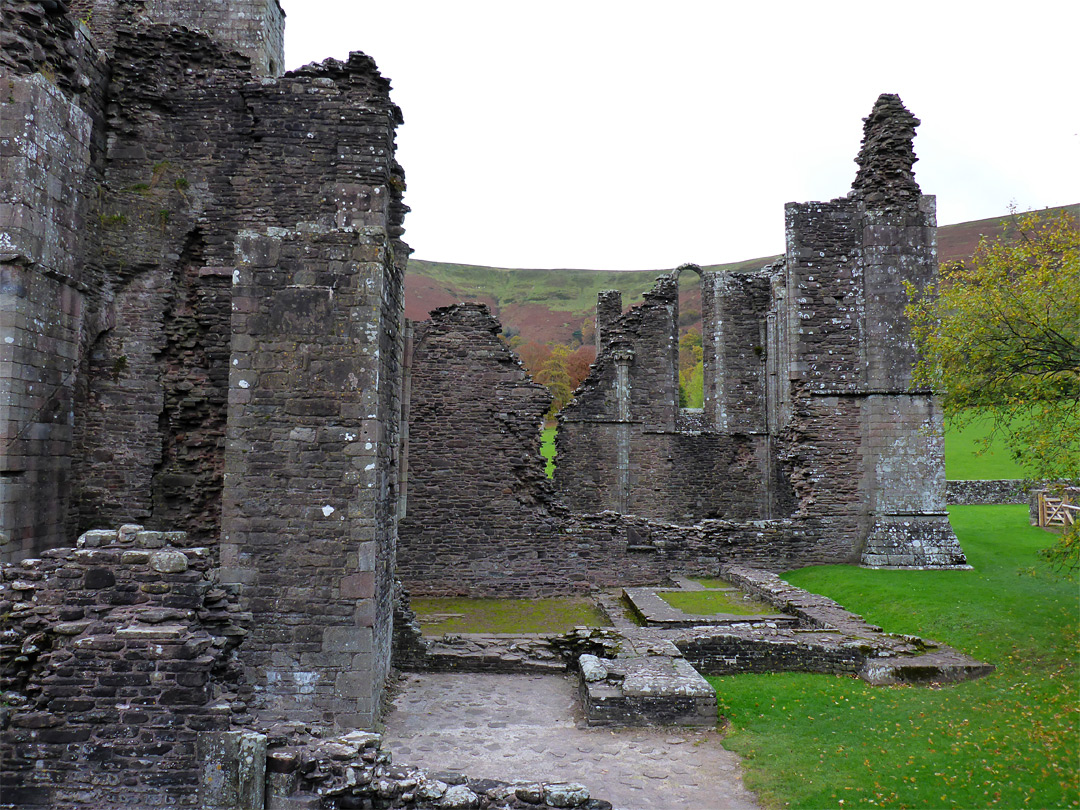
left=2, top=0, right=408, bottom=746
left=2, top=2, right=975, bottom=804
left=400, top=94, right=966, bottom=594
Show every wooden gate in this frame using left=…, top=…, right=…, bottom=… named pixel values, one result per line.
left=1037, top=487, right=1079, bottom=528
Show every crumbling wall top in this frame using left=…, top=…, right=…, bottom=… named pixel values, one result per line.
left=850, top=93, right=922, bottom=208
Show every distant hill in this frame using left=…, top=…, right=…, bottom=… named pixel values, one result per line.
left=406, top=204, right=1079, bottom=345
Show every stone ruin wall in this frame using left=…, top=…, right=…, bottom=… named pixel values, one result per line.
left=396, top=303, right=572, bottom=595
left=2, top=0, right=409, bottom=737
left=397, top=94, right=967, bottom=598
left=555, top=269, right=789, bottom=524
left=0, top=0, right=111, bottom=559
left=0, top=3, right=975, bottom=803
left=69, top=0, right=286, bottom=77
left=396, top=303, right=825, bottom=596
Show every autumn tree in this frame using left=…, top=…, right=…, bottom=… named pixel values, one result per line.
left=906, top=210, right=1080, bottom=568
left=566, top=345, right=596, bottom=392
left=535, top=343, right=574, bottom=418
left=678, top=328, right=704, bottom=408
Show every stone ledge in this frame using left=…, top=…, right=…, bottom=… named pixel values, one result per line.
left=622, top=585, right=795, bottom=629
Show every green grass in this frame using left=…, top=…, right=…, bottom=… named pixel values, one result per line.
left=945, top=414, right=1035, bottom=480
left=541, top=425, right=556, bottom=478
left=659, top=589, right=776, bottom=616
left=710, top=505, right=1078, bottom=809
left=411, top=596, right=611, bottom=635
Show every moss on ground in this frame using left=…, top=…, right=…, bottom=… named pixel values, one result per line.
left=411, top=597, right=611, bottom=635
left=659, top=589, right=776, bottom=616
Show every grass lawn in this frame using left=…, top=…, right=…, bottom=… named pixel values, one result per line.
left=410, top=596, right=610, bottom=635
left=710, top=505, right=1078, bottom=809
left=659, top=589, right=776, bottom=616
left=541, top=424, right=556, bottom=478
left=944, top=414, right=1035, bottom=480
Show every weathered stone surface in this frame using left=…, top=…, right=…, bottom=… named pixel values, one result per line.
left=544, top=783, right=590, bottom=808
left=1, top=5, right=974, bottom=805
left=149, top=549, right=189, bottom=573
left=439, top=784, right=480, bottom=809
left=399, top=97, right=962, bottom=598
left=1, top=526, right=250, bottom=808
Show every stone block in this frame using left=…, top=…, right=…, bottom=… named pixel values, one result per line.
left=334, top=670, right=374, bottom=700
left=150, top=550, right=189, bottom=573
left=340, top=572, right=374, bottom=599
left=322, top=625, right=373, bottom=653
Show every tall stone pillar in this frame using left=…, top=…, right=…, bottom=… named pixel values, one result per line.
left=221, top=226, right=403, bottom=729
left=779, top=94, right=966, bottom=567
left=0, top=74, right=93, bottom=561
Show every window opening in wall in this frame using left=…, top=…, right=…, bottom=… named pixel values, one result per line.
left=678, top=270, right=704, bottom=409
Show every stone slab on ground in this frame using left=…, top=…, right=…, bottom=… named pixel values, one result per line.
left=579, top=636, right=716, bottom=727
left=381, top=672, right=760, bottom=810
left=622, top=587, right=794, bottom=629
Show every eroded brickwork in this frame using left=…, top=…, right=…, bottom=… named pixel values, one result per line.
left=2, top=0, right=410, bottom=738
left=73, top=0, right=285, bottom=77
left=397, top=303, right=572, bottom=596
left=0, top=526, right=249, bottom=808
left=402, top=93, right=965, bottom=588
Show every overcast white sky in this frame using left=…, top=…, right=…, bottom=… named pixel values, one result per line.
left=281, top=1, right=1080, bottom=271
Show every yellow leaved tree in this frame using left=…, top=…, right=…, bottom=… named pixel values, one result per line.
left=907, top=210, right=1080, bottom=569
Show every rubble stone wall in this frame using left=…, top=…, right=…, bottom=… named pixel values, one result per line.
left=400, top=95, right=964, bottom=584
left=946, top=479, right=1031, bottom=505
left=703, top=269, right=770, bottom=434
left=0, top=526, right=249, bottom=809
left=397, top=303, right=571, bottom=596
left=3, top=1, right=410, bottom=733
left=0, top=72, right=95, bottom=559
left=67, top=27, right=255, bottom=544
left=1, top=1, right=112, bottom=563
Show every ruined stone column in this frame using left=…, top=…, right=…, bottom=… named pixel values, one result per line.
left=778, top=93, right=965, bottom=567
left=595, top=289, right=622, bottom=349
left=613, top=346, right=634, bottom=514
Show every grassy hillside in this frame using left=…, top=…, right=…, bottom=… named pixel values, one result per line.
left=406, top=204, right=1079, bottom=345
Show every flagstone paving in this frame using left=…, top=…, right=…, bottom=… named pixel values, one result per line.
left=381, top=671, right=761, bottom=810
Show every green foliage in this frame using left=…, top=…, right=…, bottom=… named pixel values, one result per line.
left=540, top=425, right=556, bottom=478
left=410, top=597, right=611, bottom=635
left=908, top=210, right=1079, bottom=567
left=678, top=328, right=704, bottom=408
left=658, top=589, right=775, bottom=616
left=908, top=210, right=1079, bottom=481
left=712, top=505, right=1078, bottom=809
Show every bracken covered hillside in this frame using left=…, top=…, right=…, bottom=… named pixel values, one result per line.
left=406, top=203, right=1080, bottom=345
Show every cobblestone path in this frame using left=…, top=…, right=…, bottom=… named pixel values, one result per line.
left=382, top=672, right=761, bottom=810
